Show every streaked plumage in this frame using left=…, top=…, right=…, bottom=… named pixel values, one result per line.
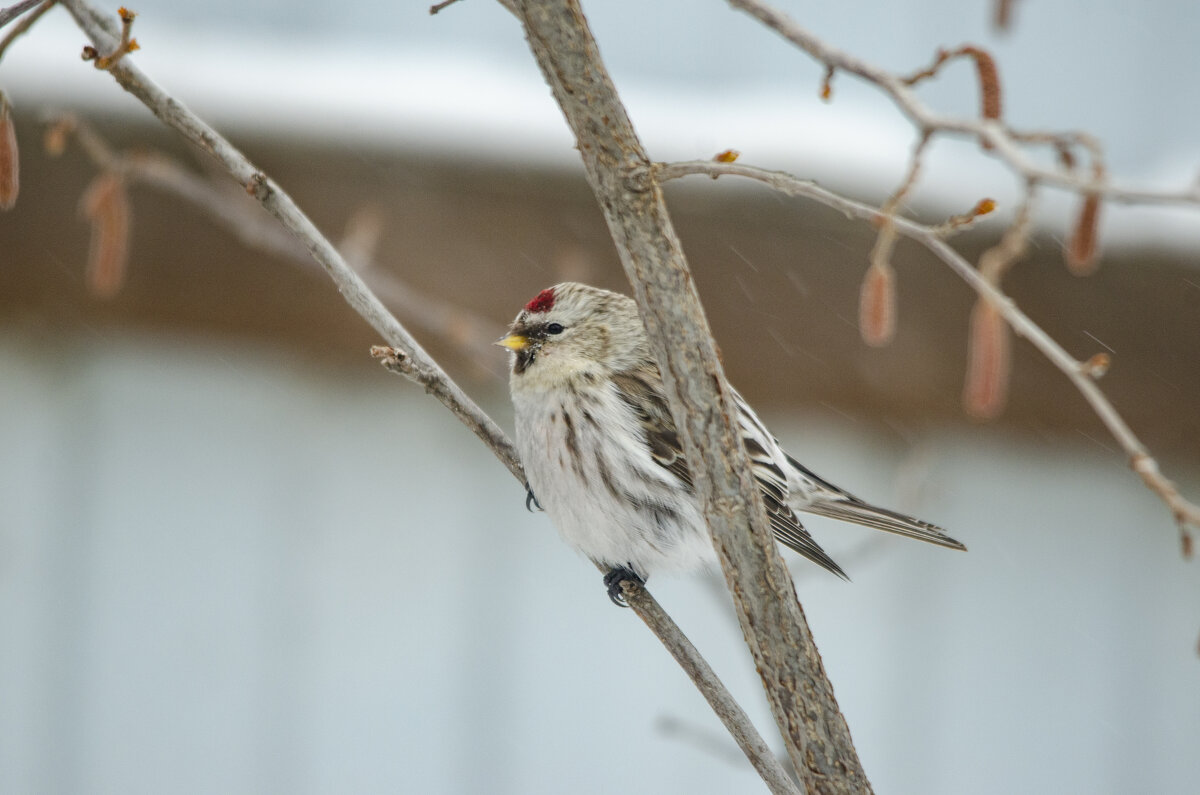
left=499, top=282, right=964, bottom=599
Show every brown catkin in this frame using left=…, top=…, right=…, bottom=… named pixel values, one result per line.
left=970, top=49, right=1002, bottom=120
left=963, top=299, right=1011, bottom=419
left=80, top=171, right=131, bottom=298
left=0, top=93, right=18, bottom=210
left=1066, top=194, right=1101, bottom=275
left=859, top=260, right=896, bottom=347
left=993, top=0, right=1015, bottom=31
left=960, top=46, right=1002, bottom=150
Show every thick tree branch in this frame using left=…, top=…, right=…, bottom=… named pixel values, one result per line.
left=514, top=1, right=869, bottom=792
left=58, top=1, right=797, bottom=790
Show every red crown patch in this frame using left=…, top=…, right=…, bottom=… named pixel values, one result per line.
left=524, top=288, right=556, bottom=313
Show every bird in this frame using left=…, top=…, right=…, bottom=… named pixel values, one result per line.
left=497, top=282, right=965, bottom=605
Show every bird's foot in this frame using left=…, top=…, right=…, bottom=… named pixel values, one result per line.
left=603, top=565, right=644, bottom=607
left=524, top=482, right=542, bottom=512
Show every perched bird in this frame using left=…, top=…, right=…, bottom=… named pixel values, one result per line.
left=498, top=282, right=965, bottom=605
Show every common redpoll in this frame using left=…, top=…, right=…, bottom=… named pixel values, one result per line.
left=499, top=282, right=965, bottom=605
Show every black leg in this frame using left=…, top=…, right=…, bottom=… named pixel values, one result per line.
left=602, top=565, right=644, bottom=607
left=524, top=482, right=542, bottom=512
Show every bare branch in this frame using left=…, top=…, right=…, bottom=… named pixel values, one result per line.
left=56, top=1, right=797, bottom=788
left=620, top=581, right=801, bottom=795
left=976, top=186, right=1036, bottom=284
left=80, top=4, right=137, bottom=69
left=370, top=349, right=801, bottom=795
left=45, top=114, right=506, bottom=374
left=658, top=158, right=1200, bottom=535
left=0, top=0, right=44, bottom=29
left=514, top=1, right=870, bottom=791
left=931, top=197, right=996, bottom=237
left=727, top=0, right=1200, bottom=208
left=0, top=0, right=54, bottom=60
left=860, top=132, right=931, bottom=346
left=58, top=0, right=520, bottom=488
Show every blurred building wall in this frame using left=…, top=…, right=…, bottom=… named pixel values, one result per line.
left=1, top=331, right=1197, bottom=795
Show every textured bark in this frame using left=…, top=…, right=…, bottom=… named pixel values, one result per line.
left=514, top=2, right=871, bottom=792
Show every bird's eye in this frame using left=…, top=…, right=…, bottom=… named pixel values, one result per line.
left=545, top=323, right=565, bottom=335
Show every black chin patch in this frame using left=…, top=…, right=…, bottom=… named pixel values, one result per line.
left=513, top=347, right=537, bottom=374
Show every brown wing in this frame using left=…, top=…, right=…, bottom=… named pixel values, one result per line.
left=611, top=367, right=846, bottom=578
left=610, top=367, right=693, bottom=491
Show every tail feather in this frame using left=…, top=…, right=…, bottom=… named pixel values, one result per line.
left=771, top=519, right=850, bottom=580
left=802, top=498, right=967, bottom=551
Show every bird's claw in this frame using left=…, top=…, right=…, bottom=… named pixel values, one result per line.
left=524, top=482, right=542, bottom=512
left=603, top=565, right=644, bottom=607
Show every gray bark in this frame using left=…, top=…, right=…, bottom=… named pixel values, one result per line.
left=513, top=2, right=871, bottom=792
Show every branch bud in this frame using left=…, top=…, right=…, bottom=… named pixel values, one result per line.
left=1081, top=352, right=1110, bottom=379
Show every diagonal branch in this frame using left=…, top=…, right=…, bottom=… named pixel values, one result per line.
left=373, top=350, right=801, bottom=795
left=0, top=0, right=54, bottom=59
left=0, top=0, right=43, bottom=29
left=59, top=0, right=518, bottom=480
left=46, top=114, right=505, bottom=373
left=514, top=1, right=869, bottom=792
left=57, top=1, right=798, bottom=791
left=657, top=159, right=1200, bottom=535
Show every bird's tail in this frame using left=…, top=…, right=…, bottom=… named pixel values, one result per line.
left=801, top=497, right=967, bottom=551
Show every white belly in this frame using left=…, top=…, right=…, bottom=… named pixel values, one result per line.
left=512, top=381, right=714, bottom=579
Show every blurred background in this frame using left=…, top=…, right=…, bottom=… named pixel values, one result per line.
left=2, top=1, right=1199, bottom=793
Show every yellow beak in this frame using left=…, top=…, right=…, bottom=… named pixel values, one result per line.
left=495, top=333, right=529, bottom=352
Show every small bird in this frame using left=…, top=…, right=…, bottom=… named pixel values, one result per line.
left=498, top=282, right=965, bottom=605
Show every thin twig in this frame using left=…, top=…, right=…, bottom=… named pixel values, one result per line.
left=59, top=0, right=519, bottom=486
left=618, top=582, right=801, bottom=795
left=0, top=0, right=54, bottom=60
left=726, top=0, right=1200, bottom=208
left=859, top=132, right=931, bottom=345
left=0, top=0, right=43, bottom=29
left=57, top=2, right=796, bottom=790
left=657, top=158, right=1200, bottom=534
left=375, top=342, right=800, bottom=794
left=656, top=714, right=756, bottom=767
left=80, top=4, right=137, bottom=69
left=977, top=185, right=1035, bottom=284
left=47, top=114, right=506, bottom=374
